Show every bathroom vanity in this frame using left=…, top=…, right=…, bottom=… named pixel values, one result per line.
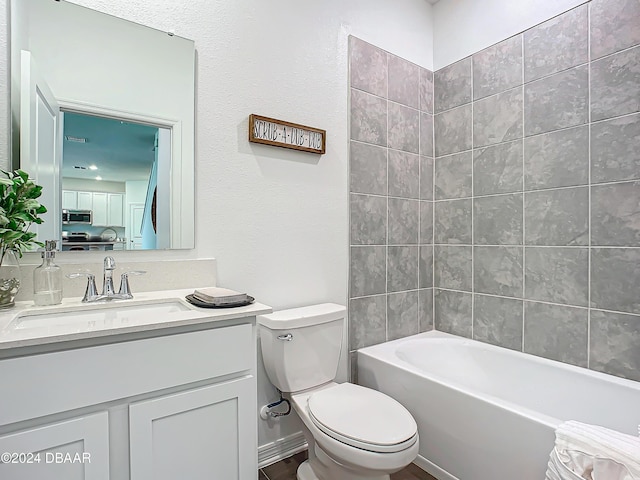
left=0, top=290, right=271, bottom=480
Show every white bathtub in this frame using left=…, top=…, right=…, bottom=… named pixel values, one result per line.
left=357, top=331, right=640, bottom=480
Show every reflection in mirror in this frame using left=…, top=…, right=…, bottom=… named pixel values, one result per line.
left=61, top=112, right=170, bottom=251
left=10, top=0, right=195, bottom=251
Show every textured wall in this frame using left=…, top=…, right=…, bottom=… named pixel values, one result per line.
left=348, top=36, right=434, bottom=377
left=432, top=0, right=640, bottom=381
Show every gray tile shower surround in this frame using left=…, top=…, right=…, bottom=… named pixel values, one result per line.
left=348, top=0, right=640, bottom=383
left=349, top=35, right=435, bottom=379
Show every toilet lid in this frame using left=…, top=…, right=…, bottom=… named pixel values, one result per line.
left=308, top=383, right=417, bottom=453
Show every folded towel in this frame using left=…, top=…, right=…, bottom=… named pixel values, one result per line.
left=193, top=287, right=248, bottom=305
left=545, top=421, right=640, bottom=480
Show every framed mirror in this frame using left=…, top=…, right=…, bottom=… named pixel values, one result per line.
left=10, top=0, right=195, bottom=251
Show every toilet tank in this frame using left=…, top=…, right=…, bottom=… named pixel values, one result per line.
left=258, top=303, right=345, bottom=393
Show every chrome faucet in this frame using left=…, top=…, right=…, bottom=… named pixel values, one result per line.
left=102, top=256, right=117, bottom=296
left=68, top=256, right=146, bottom=302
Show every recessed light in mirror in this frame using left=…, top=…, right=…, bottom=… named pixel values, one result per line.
left=95, top=176, right=102, bottom=181
left=88, top=165, right=98, bottom=170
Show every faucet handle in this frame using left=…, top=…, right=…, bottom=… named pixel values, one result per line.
left=67, top=272, right=98, bottom=302
left=103, top=256, right=116, bottom=270
left=118, top=271, right=146, bottom=298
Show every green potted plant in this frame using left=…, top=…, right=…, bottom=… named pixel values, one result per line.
left=0, top=169, right=47, bottom=308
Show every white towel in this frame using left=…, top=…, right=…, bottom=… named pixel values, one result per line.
left=545, top=421, right=640, bottom=480
left=193, top=287, right=247, bottom=304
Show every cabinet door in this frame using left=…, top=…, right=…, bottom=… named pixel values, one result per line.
left=0, top=412, right=110, bottom=480
left=91, top=193, right=108, bottom=226
left=77, top=191, right=93, bottom=211
left=107, top=193, right=124, bottom=227
left=130, top=376, right=256, bottom=480
left=61, top=190, right=77, bottom=210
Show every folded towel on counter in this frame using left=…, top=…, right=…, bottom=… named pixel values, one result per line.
left=545, top=421, right=640, bottom=480
left=193, top=287, right=248, bottom=305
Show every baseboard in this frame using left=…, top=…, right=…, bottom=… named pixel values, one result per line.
left=258, top=431, right=308, bottom=468
left=414, top=454, right=458, bottom=480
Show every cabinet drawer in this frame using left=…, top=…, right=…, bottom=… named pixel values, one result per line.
left=0, top=323, right=253, bottom=426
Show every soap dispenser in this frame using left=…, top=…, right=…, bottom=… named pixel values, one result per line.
left=33, top=240, right=63, bottom=306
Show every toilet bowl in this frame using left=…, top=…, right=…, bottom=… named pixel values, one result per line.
left=291, top=382, right=419, bottom=480
left=258, top=304, right=419, bottom=480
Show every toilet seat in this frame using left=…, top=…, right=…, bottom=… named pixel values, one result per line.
left=307, top=383, right=418, bottom=453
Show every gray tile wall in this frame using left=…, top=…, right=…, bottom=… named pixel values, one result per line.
left=348, top=36, right=434, bottom=374
left=431, top=0, right=640, bottom=382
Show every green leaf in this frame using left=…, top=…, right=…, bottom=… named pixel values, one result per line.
left=0, top=169, right=48, bottom=260
left=25, top=185, right=43, bottom=199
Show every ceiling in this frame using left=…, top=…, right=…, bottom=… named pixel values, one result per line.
left=62, top=112, right=158, bottom=184
left=426, top=0, right=440, bottom=4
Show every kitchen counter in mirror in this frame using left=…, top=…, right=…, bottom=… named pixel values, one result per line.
left=0, top=288, right=271, bottom=353
left=62, top=240, right=127, bottom=251
left=62, top=241, right=126, bottom=245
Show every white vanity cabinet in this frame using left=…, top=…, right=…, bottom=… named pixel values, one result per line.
left=130, top=377, right=255, bottom=480
left=0, top=413, right=110, bottom=479
left=0, top=318, right=258, bottom=480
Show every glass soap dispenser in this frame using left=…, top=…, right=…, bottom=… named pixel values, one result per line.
left=33, top=240, right=63, bottom=306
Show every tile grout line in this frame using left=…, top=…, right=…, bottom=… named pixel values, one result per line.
left=352, top=244, right=640, bottom=250
left=432, top=70, right=436, bottom=333
left=352, top=177, right=640, bottom=203
left=417, top=93, right=422, bottom=336
left=352, top=138, right=426, bottom=158
left=347, top=47, right=352, bottom=368
left=587, top=2, right=592, bottom=370
left=521, top=33, right=527, bottom=354
left=591, top=41, right=640, bottom=64
left=352, top=287, right=432, bottom=298
left=385, top=52, right=389, bottom=344
left=470, top=57, right=475, bottom=340
left=351, top=86, right=431, bottom=114
left=432, top=287, right=640, bottom=319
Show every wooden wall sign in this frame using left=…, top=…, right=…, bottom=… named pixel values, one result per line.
left=249, top=114, right=326, bottom=154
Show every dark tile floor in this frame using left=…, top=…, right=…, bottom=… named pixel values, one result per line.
left=260, top=451, right=437, bottom=480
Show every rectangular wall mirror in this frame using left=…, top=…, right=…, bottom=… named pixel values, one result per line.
left=10, top=0, right=195, bottom=251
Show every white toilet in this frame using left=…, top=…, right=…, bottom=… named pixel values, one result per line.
left=258, top=303, right=419, bottom=480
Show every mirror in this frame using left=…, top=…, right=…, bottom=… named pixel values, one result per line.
left=10, top=0, right=195, bottom=251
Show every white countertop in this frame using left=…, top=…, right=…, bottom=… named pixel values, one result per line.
left=0, top=288, right=272, bottom=351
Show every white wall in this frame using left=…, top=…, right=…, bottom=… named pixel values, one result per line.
left=432, top=0, right=588, bottom=69
left=125, top=180, right=147, bottom=204
left=63, top=178, right=125, bottom=193
left=0, top=0, right=435, bottom=455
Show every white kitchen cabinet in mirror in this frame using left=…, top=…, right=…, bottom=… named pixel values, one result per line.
left=10, top=0, right=195, bottom=251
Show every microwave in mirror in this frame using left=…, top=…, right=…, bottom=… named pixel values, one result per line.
left=62, top=209, right=92, bottom=225
left=10, top=0, right=196, bottom=251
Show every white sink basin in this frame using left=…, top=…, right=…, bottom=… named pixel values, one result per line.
left=5, top=300, right=193, bottom=333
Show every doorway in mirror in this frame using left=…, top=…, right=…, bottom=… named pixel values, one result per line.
left=60, top=111, right=171, bottom=251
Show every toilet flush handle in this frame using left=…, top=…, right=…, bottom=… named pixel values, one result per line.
left=277, top=333, right=294, bottom=341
